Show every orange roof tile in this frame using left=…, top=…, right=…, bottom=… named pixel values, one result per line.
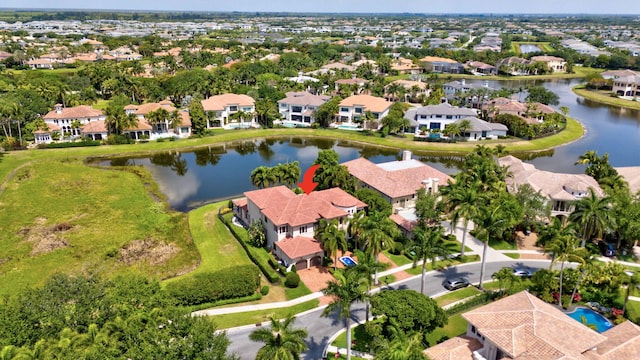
left=81, top=120, right=107, bottom=133
left=275, top=236, right=323, bottom=260
left=201, top=93, right=255, bottom=111
left=339, top=95, right=392, bottom=113
left=43, top=105, right=103, bottom=120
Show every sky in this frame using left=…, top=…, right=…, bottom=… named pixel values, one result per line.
left=2, top=0, right=640, bottom=15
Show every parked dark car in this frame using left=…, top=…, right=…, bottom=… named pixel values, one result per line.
left=598, top=241, right=616, bottom=257
left=443, top=277, right=470, bottom=290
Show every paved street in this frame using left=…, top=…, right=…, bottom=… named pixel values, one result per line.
left=225, top=259, right=552, bottom=359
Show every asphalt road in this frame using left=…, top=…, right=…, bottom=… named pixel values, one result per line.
left=225, top=259, right=553, bottom=360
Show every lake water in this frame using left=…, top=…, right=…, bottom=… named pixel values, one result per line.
left=98, top=78, right=640, bottom=211
left=519, top=44, right=542, bottom=54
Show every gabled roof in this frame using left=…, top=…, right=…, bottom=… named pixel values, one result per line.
left=43, top=105, right=103, bottom=120
left=424, top=336, right=483, bottom=360
left=458, top=117, right=508, bottom=132
left=343, top=157, right=452, bottom=199
left=244, top=186, right=366, bottom=227
left=201, top=93, right=255, bottom=111
left=81, top=120, right=107, bottom=134
left=463, top=291, right=607, bottom=359
left=339, top=95, right=392, bottom=113
left=420, top=56, right=458, bottom=64
left=133, top=101, right=176, bottom=116
left=585, top=321, right=640, bottom=359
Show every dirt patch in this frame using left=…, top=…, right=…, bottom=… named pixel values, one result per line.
left=17, top=217, right=72, bottom=255
left=515, top=231, right=542, bottom=251
left=118, top=239, right=179, bottom=265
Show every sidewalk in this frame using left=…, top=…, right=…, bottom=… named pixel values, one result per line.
left=443, top=220, right=513, bottom=262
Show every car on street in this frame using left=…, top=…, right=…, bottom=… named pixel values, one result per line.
left=512, top=268, right=533, bottom=278
left=443, top=277, right=470, bottom=290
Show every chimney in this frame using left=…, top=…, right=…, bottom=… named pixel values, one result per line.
left=433, top=178, right=440, bottom=193
left=402, top=150, right=412, bottom=161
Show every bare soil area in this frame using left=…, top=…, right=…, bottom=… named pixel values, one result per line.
left=18, top=217, right=71, bottom=255
left=118, top=239, right=179, bottom=265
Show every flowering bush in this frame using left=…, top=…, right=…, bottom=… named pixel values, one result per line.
left=612, top=308, right=624, bottom=317
left=573, top=293, right=582, bottom=302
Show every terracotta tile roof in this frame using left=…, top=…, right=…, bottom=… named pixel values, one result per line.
left=244, top=186, right=366, bottom=227
left=34, top=123, right=61, bottom=134
left=389, top=79, right=428, bottom=90
left=124, top=120, right=153, bottom=131
left=339, top=95, right=392, bottom=113
left=43, top=105, right=103, bottom=120
left=275, top=236, right=323, bottom=260
left=343, top=157, right=452, bottom=199
left=201, top=93, right=255, bottom=111
left=498, top=155, right=604, bottom=201
left=278, top=92, right=331, bottom=106
left=390, top=214, right=416, bottom=232
left=134, top=102, right=176, bottom=116
left=178, top=111, right=191, bottom=127
left=424, top=336, right=483, bottom=360
left=463, top=291, right=607, bottom=359
left=420, top=56, right=459, bottom=63
left=81, top=120, right=107, bottom=133
left=585, top=321, right=640, bottom=359
left=531, top=55, right=566, bottom=63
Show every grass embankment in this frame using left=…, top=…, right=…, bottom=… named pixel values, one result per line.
left=209, top=299, right=320, bottom=329
left=573, top=85, right=640, bottom=110
left=387, top=66, right=601, bottom=82
left=0, top=159, right=198, bottom=296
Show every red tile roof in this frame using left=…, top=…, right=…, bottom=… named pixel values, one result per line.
left=275, top=236, right=323, bottom=260
left=343, top=157, right=452, bottom=199
left=43, top=105, right=103, bottom=120
left=244, top=186, right=366, bottom=227
left=81, top=120, right=107, bottom=133
left=201, top=94, right=255, bottom=111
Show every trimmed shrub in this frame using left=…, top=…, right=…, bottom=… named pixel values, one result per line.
left=285, top=272, right=300, bottom=288
left=166, top=264, right=260, bottom=306
left=260, top=286, right=270, bottom=296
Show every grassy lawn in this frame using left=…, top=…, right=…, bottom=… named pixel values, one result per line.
left=435, top=287, right=481, bottom=307
left=504, top=253, right=521, bottom=259
left=489, top=239, right=518, bottom=250
left=284, top=282, right=313, bottom=300
left=511, top=41, right=554, bottom=54
left=208, top=299, right=320, bottom=329
left=404, top=255, right=480, bottom=276
left=573, top=85, right=640, bottom=110
left=163, top=202, right=253, bottom=285
left=0, top=160, right=198, bottom=296
left=424, top=313, right=468, bottom=347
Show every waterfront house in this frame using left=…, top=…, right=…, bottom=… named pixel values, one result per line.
left=611, top=74, right=640, bottom=97
left=464, top=61, right=498, bottom=76
left=277, top=91, right=331, bottom=127
left=459, top=117, right=508, bottom=140
left=337, top=95, right=392, bottom=127
left=232, top=186, right=366, bottom=270
left=36, top=104, right=105, bottom=144
left=530, top=55, right=567, bottom=73
left=404, top=102, right=477, bottom=134
left=420, top=56, right=464, bottom=74
left=498, top=155, right=604, bottom=221
left=201, top=93, right=257, bottom=129
left=486, top=97, right=556, bottom=124
left=124, top=100, right=192, bottom=139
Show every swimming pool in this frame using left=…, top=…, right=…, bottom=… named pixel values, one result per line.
left=567, top=308, right=614, bottom=333
left=339, top=256, right=358, bottom=267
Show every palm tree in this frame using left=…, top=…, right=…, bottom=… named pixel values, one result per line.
left=317, top=219, right=347, bottom=271
left=475, top=203, right=509, bottom=289
left=249, top=315, right=308, bottom=360
left=361, top=214, right=400, bottom=284
left=623, top=271, right=640, bottom=315
left=322, top=268, right=368, bottom=360
left=410, top=225, right=450, bottom=295
left=457, top=118, right=473, bottom=138
left=371, top=325, right=428, bottom=360
left=545, top=234, right=587, bottom=308
left=347, top=210, right=367, bottom=251
left=441, top=182, right=481, bottom=256
left=353, top=249, right=388, bottom=322
left=569, top=188, right=613, bottom=247
left=492, top=267, right=518, bottom=296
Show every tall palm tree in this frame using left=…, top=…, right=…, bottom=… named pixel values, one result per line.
left=322, top=268, right=368, bottom=360
left=441, top=182, right=481, bottom=256
left=353, top=249, right=388, bottom=322
left=371, top=325, right=428, bottom=360
left=410, top=225, right=450, bottom=295
left=623, top=271, right=640, bottom=316
left=475, top=203, right=509, bottom=289
left=545, top=234, right=587, bottom=308
left=249, top=315, right=308, bottom=360
left=317, top=219, right=347, bottom=271
left=569, top=188, right=613, bottom=247
left=361, top=214, right=400, bottom=284
left=347, top=210, right=367, bottom=251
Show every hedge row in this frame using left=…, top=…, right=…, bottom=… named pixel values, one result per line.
left=445, top=291, right=500, bottom=316
left=44, top=140, right=101, bottom=148
left=166, top=265, right=260, bottom=306
left=220, top=212, right=281, bottom=283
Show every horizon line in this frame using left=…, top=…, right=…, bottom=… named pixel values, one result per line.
left=0, top=7, right=639, bottom=16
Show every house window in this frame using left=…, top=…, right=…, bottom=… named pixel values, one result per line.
left=279, top=226, right=287, bottom=234
left=299, top=225, right=307, bottom=233
left=292, top=106, right=302, bottom=113
left=229, top=105, right=238, bottom=112
left=430, top=122, right=441, bottom=130
left=340, top=107, right=350, bottom=112
left=354, top=107, right=363, bottom=114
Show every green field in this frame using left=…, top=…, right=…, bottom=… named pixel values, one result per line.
left=511, top=42, right=555, bottom=54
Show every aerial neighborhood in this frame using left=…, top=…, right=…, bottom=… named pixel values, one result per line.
left=2, top=9, right=640, bottom=360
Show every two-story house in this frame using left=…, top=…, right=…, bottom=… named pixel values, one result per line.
left=277, top=91, right=331, bottom=127
left=404, top=102, right=478, bottom=134
left=612, top=74, right=640, bottom=97
left=486, top=97, right=556, bottom=124
left=123, top=100, right=192, bottom=139
left=420, top=56, right=465, bottom=74
left=530, top=55, right=567, bottom=73
left=337, top=95, right=392, bottom=128
left=426, top=291, right=640, bottom=360
left=36, top=104, right=105, bottom=144
left=201, top=93, right=257, bottom=129
left=232, top=186, right=366, bottom=270
left=498, top=155, right=604, bottom=221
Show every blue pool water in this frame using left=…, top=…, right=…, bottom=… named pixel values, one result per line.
left=567, top=308, right=614, bottom=333
left=339, top=256, right=358, bottom=267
